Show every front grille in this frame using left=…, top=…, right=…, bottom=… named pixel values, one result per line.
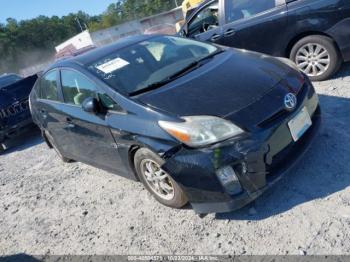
left=258, top=82, right=309, bottom=128
left=0, top=99, right=29, bottom=120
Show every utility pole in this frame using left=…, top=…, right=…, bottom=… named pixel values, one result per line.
left=75, top=17, right=83, bottom=32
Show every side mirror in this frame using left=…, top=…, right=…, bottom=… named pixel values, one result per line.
left=82, top=97, right=99, bottom=114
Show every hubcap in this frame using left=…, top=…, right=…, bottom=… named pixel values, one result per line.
left=295, top=43, right=330, bottom=77
left=140, top=159, right=175, bottom=200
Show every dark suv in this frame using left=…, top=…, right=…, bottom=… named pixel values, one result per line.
left=0, top=73, right=37, bottom=152
left=180, top=0, right=350, bottom=81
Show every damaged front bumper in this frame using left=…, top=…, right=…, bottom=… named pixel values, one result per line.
left=161, top=86, right=321, bottom=214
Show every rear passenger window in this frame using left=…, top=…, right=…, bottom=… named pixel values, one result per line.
left=61, top=70, right=97, bottom=106
left=226, top=0, right=278, bottom=23
left=40, top=71, right=59, bottom=101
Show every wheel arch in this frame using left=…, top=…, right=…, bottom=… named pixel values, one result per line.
left=128, top=145, right=141, bottom=181
left=126, top=139, right=182, bottom=182
left=285, top=31, right=343, bottom=60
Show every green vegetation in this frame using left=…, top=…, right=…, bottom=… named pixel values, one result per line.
left=0, top=0, right=178, bottom=74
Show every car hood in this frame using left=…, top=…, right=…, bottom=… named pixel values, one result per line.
left=0, top=89, right=18, bottom=108
left=0, top=74, right=37, bottom=108
left=135, top=49, right=303, bottom=128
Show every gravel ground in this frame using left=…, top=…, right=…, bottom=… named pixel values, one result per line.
left=0, top=64, right=350, bottom=256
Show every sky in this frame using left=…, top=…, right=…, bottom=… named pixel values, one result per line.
left=0, top=0, right=118, bottom=23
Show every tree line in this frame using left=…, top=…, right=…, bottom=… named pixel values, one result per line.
left=0, top=0, right=178, bottom=74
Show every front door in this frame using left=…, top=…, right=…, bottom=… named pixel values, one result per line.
left=185, top=0, right=224, bottom=44
left=59, top=69, right=123, bottom=173
left=220, top=0, right=288, bottom=56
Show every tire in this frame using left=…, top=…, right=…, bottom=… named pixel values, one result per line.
left=0, top=143, right=5, bottom=154
left=290, top=35, right=342, bottom=81
left=44, top=130, right=72, bottom=163
left=134, top=148, right=188, bottom=208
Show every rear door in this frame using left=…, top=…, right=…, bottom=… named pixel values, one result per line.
left=59, top=69, right=124, bottom=173
left=220, top=0, right=288, bottom=56
left=36, top=70, right=72, bottom=157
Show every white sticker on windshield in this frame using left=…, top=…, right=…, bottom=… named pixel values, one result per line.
left=96, top=58, right=129, bottom=74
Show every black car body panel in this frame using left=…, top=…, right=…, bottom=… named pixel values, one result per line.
left=0, top=74, right=38, bottom=146
left=181, top=0, right=350, bottom=61
left=30, top=35, right=321, bottom=213
left=136, top=50, right=303, bottom=129
left=162, top=81, right=320, bottom=213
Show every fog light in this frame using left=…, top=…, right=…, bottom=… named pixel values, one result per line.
left=216, top=166, right=242, bottom=195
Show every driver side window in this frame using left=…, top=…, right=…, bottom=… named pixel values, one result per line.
left=226, top=0, right=279, bottom=23
left=61, top=70, right=97, bottom=106
left=187, top=1, right=219, bottom=37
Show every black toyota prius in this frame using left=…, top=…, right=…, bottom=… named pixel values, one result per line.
left=29, top=35, right=321, bottom=214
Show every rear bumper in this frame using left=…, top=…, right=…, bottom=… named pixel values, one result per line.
left=162, top=83, right=321, bottom=214
left=327, top=18, right=350, bottom=62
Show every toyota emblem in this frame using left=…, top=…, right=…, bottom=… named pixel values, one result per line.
left=284, top=93, right=297, bottom=110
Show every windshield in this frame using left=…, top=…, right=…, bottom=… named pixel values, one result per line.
left=87, top=36, right=218, bottom=95
left=0, top=74, right=22, bottom=89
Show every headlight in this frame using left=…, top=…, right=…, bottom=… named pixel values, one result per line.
left=159, top=116, right=244, bottom=147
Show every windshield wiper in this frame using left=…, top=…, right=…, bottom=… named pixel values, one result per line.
left=129, top=61, right=200, bottom=97
left=167, top=49, right=224, bottom=81
left=129, top=78, right=173, bottom=96
left=129, top=61, right=199, bottom=96
left=129, top=49, right=224, bottom=96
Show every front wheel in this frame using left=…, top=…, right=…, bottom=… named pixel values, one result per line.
left=134, top=148, right=188, bottom=208
left=290, top=35, right=342, bottom=81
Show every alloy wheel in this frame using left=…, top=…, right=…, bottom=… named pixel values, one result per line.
left=140, top=159, right=175, bottom=200
left=295, top=43, right=330, bottom=77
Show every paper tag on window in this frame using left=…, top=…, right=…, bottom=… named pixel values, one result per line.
left=96, top=58, right=129, bottom=74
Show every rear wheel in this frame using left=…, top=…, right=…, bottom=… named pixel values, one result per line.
left=290, top=35, right=342, bottom=81
left=134, top=148, right=188, bottom=208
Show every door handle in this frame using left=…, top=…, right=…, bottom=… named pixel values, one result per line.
left=224, top=29, right=236, bottom=37
left=40, top=109, right=47, bottom=119
left=210, top=34, right=221, bottom=42
left=65, top=117, right=75, bottom=128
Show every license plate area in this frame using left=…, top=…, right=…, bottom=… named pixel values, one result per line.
left=288, top=107, right=312, bottom=142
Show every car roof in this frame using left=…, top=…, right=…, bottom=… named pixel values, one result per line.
left=48, top=34, right=155, bottom=71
